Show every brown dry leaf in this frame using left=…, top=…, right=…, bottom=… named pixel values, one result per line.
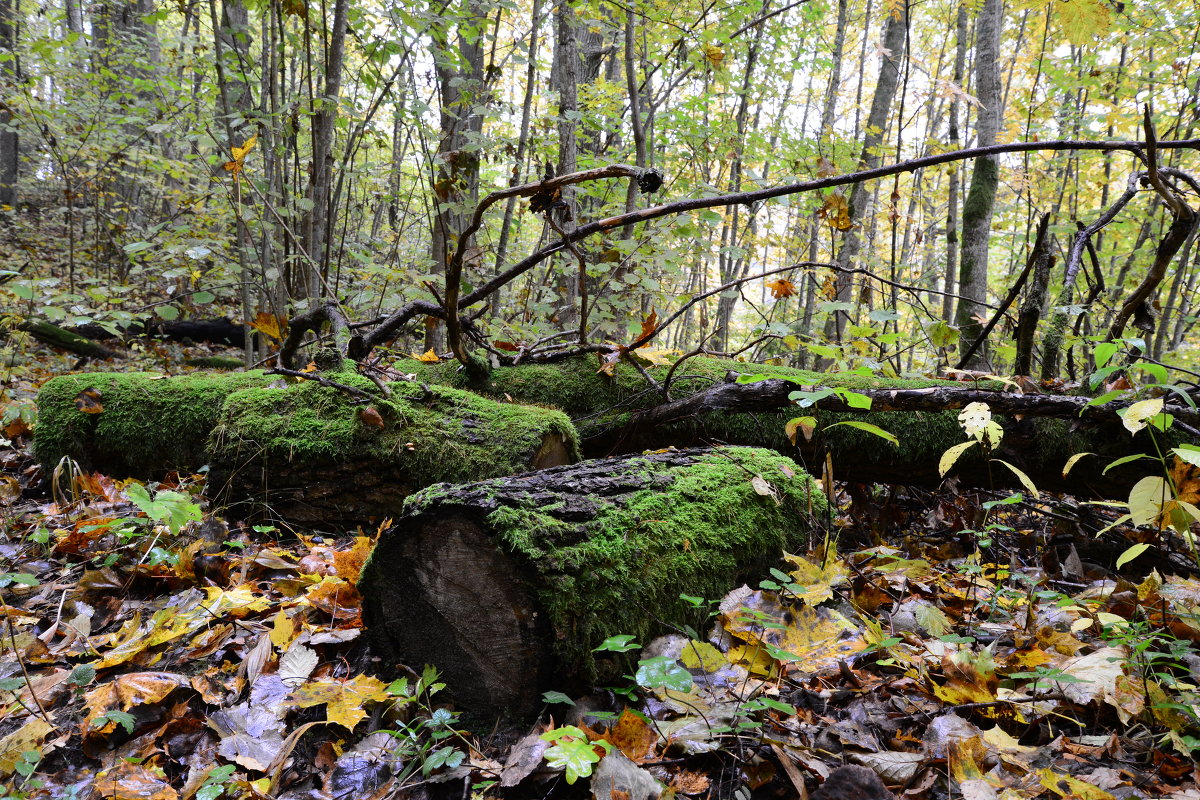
left=1170, top=456, right=1200, bottom=505
left=597, top=349, right=624, bottom=376
left=74, top=387, right=104, bottom=414
left=820, top=274, right=838, bottom=301
left=766, top=278, right=797, bottom=299
left=84, top=672, right=188, bottom=733
left=816, top=155, right=838, bottom=178
left=93, top=761, right=179, bottom=800
left=289, top=674, right=390, bottom=730
left=493, top=340, right=520, bottom=352
left=249, top=311, right=285, bottom=341
left=669, top=768, right=711, bottom=795
left=595, top=709, right=658, bottom=763
left=358, top=407, right=385, bottom=429
left=818, top=192, right=853, bottom=231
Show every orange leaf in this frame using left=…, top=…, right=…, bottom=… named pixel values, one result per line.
left=249, top=311, right=285, bottom=341
left=596, top=709, right=657, bottom=763
left=493, top=341, right=520, bottom=352
left=766, top=278, right=796, bottom=299
left=817, top=192, right=853, bottom=231
left=74, top=388, right=105, bottom=414
left=634, top=311, right=658, bottom=347
left=358, top=407, right=385, bottom=429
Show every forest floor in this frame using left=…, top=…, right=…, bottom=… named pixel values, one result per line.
left=3, top=334, right=1200, bottom=800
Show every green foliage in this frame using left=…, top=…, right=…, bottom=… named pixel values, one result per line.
left=540, top=726, right=612, bottom=785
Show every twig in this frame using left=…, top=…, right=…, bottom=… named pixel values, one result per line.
left=265, top=367, right=380, bottom=401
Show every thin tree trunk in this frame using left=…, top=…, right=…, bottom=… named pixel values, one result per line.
left=954, top=0, right=1002, bottom=369
left=0, top=0, right=17, bottom=211
left=822, top=2, right=908, bottom=350
left=942, top=3, right=967, bottom=323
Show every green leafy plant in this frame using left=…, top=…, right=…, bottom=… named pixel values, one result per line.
left=540, top=726, right=613, bottom=784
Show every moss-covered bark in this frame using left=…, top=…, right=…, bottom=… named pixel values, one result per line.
left=34, top=371, right=274, bottom=476
left=359, top=446, right=826, bottom=716
left=207, top=374, right=578, bottom=523
left=401, top=354, right=1185, bottom=498
left=35, top=370, right=579, bottom=525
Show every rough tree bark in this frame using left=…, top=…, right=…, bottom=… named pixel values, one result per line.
left=358, top=446, right=825, bottom=716
left=822, top=1, right=907, bottom=348
left=954, top=0, right=1003, bottom=368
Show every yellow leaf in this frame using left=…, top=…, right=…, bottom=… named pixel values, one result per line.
left=413, top=348, right=440, bottom=363
left=270, top=609, right=296, bottom=650
left=223, top=133, right=257, bottom=175
left=248, top=311, right=285, bottom=341
left=1038, top=767, right=1116, bottom=800
left=1054, top=0, right=1111, bottom=47
left=679, top=640, right=728, bottom=673
left=702, top=43, right=725, bottom=69
left=289, top=674, right=389, bottom=730
left=0, top=717, right=52, bottom=776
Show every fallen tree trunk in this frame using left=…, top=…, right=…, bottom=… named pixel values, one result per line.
left=70, top=317, right=246, bottom=347
left=207, top=375, right=577, bottom=525
left=358, top=446, right=825, bottom=717
left=3, top=316, right=121, bottom=360
left=408, top=354, right=1196, bottom=499
left=34, top=371, right=578, bottom=526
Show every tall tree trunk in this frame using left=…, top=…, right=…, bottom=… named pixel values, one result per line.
left=822, top=1, right=908, bottom=350
left=0, top=0, right=17, bottom=211
left=301, top=0, right=349, bottom=301
left=942, top=3, right=968, bottom=323
left=953, top=0, right=1002, bottom=368
left=552, top=0, right=580, bottom=327
left=428, top=0, right=487, bottom=352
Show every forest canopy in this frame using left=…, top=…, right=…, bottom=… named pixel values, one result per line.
left=1, top=0, right=1198, bottom=379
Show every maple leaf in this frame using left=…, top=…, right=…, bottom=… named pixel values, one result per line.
left=635, top=311, right=658, bottom=346
left=222, top=133, right=257, bottom=175
left=290, top=674, right=389, bottom=730
left=766, top=278, right=796, bottom=299
left=249, top=311, right=285, bottom=342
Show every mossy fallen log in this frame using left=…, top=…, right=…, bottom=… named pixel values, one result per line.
left=207, top=374, right=578, bottom=525
left=358, top=446, right=826, bottom=717
left=405, top=354, right=1191, bottom=498
left=34, top=371, right=275, bottom=476
left=3, top=316, right=121, bottom=360
left=34, top=371, right=579, bottom=525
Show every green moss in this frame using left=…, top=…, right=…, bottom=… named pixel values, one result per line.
left=403, top=446, right=827, bottom=678
left=209, top=375, right=580, bottom=487
left=410, top=354, right=951, bottom=417
left=34, top=371, right=274, bottom=476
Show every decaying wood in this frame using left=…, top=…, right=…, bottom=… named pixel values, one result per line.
left=359, top=446, right=824, bottom=717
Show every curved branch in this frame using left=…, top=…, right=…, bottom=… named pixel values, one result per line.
left=462, top=137, right=1198, bottom=309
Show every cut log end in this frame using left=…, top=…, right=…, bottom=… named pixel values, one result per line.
left=363, top=512, right=553, bottom=715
